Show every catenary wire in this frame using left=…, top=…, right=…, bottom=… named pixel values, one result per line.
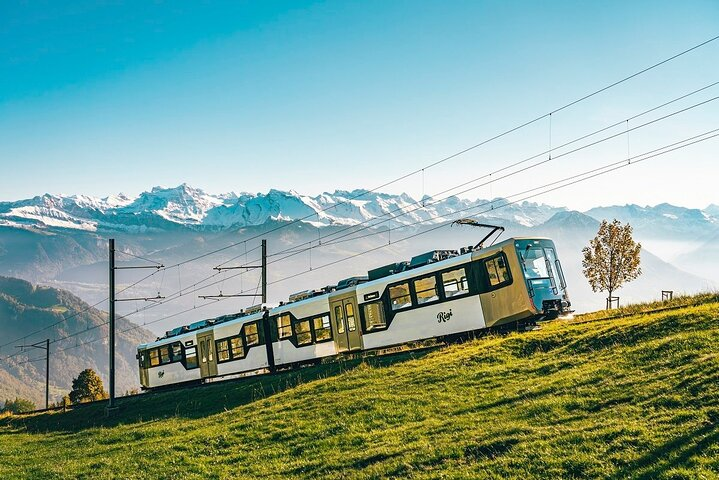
left=4, top=36, right=718, bottom=362
left=4, top=89, right=714, bottom=363
left=147, top=35, right=719, bottom=272
left=203, top=88, right=719, bottom=263
left=7, top=127, right=714, bottom=365
left=68, top=94, right=719, bottom=332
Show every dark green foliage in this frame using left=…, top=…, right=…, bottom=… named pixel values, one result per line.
left=1, top=397, right=36, bottom=414
left=69, top=369, right=108, bottom=404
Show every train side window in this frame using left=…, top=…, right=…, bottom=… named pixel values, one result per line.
left=230, top=337, right=244, bottom=358
left=216, top=339, right=231, bottom=362
left=295, top=320, right=312, bottom=346
left=244, top=322, right=260, bottom=346
left=172, top=342, right=182, bottom=362
left=345, top=303, right=357, bottom=332
left=313, top=315, right=332, bottom=341
left=335, top=305, right=346, bottom=334
left=363, top=302, right=386, bottom=331
left=389, top=282, right=412, bottom=310
left=485, top=255, right=510, bottom=287
left=442, top=268, right=469, bottom=298
left=277, top=314, right=292, bottom=340
left=185, top=347, right=198, bottom=369
left=159, top=346, right=171, bottom=364
left=149, top=349, right=160, bottom=367
left=414, top=276, right=439, bottom=304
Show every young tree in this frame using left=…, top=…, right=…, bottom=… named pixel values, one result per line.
left=582, top=219, right=642, bottom=308
left=1, top=397, right=36, bottom=414
left=69, top=369, right=109, bottom=404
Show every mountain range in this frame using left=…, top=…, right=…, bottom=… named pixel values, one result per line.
left=0, top=184, right=717, bottom=331
left=1, top=184, right=716, bottom=240
left=0, top=184, right=568, bottom=232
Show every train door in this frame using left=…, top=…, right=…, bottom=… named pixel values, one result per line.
left=478, top=248, right=528, bottom=327
left=330, top=293, right=363, bottom=352
left=197, top=331, right=218, bottom=378
left=138, top=351, right=149, bottom=388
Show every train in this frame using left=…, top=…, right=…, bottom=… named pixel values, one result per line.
left=137, top=235, right=571, bottom=390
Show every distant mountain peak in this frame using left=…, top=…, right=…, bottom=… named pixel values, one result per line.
left=7, top=184, right=711, bottom=235
left=540, top=210, right=599, bottom=229
left=704, top=204, right=719, bottom=218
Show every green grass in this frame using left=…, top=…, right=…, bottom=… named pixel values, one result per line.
left=2, top=299, right=719, bottom=479
left=50, top=305, right=69, bottom=314
left=574, top=292, right=719, bottom=322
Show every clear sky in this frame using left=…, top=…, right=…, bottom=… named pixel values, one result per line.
left=1, top=0, right=718, bottom=210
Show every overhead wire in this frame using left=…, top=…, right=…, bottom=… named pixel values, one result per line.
left=303, top=94, right=719, bottom=248
left=0, top=254, right=265, bottom=363
left=4, top=35, right=718, bottom=364
left=114, top=250, right=163, bottom=266
left=142, top=34, right=719, bottom=273
left=211, top=87, right=719, bottom=262
left=41, top=91, right=718, bottom=338
left=4, top=89, right=715, bottom=364
left=263, top=129, right=719, bottom=287
left=8, top=126, right=714, bottom=365
left=0, top=260, right=165, bottom=359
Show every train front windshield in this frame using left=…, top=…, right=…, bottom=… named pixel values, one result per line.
left=515, top=239, right=568, bottom=314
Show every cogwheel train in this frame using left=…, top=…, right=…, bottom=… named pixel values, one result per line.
left=137, top=235, right=571, bottom=390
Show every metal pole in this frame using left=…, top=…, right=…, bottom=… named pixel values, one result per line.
left=45, top=338, right=49, bottom=410
left=14, top=340, right=50, bottom=410
left=261, top=239, right=267, bottom=304
left=260, top=239, right=275, bottom=373
left=109, top=238, right=116, bottom=409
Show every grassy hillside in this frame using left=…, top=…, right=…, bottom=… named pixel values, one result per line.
left=1, top=297, right=718, bottom=479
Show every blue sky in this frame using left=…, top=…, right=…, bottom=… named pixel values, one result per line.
left=1, top=0, right=718, bottom=209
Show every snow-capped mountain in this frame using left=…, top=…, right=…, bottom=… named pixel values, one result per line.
left=0, top=185, right=716, bottom=324
left=1, top=185, right=717, bottom=242
left=584, top=203, right=719, bottom=239
left=704, top=204, right=719, bottom=218
left=0, top=184, right=565, bottom=232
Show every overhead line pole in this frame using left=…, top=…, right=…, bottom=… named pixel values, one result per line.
left=260, top=239, right=272, bottom=372
left=108, top=238, right=116, bottom=411
left=108, top=238, right=163, bottom=414
left=207, top=239, right=267, bottom=303
left=262, top=239, right=267, bottom=304
left=205, top=239, right=271, bottom=372
left=15, top=339, right=50, bottom=410
left=45, top=338, right=49, bottom=410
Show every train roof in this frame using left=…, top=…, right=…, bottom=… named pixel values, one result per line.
left=139, top=308, right=267, bottom=349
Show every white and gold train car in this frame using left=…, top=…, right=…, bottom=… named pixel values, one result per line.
left=137, top=237, right=571, bottom=390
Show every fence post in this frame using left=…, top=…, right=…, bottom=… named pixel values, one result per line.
left=607, top=296, right=620, bottom=309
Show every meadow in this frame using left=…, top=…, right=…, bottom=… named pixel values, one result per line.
left=2, top=295, right=718, bottom=479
